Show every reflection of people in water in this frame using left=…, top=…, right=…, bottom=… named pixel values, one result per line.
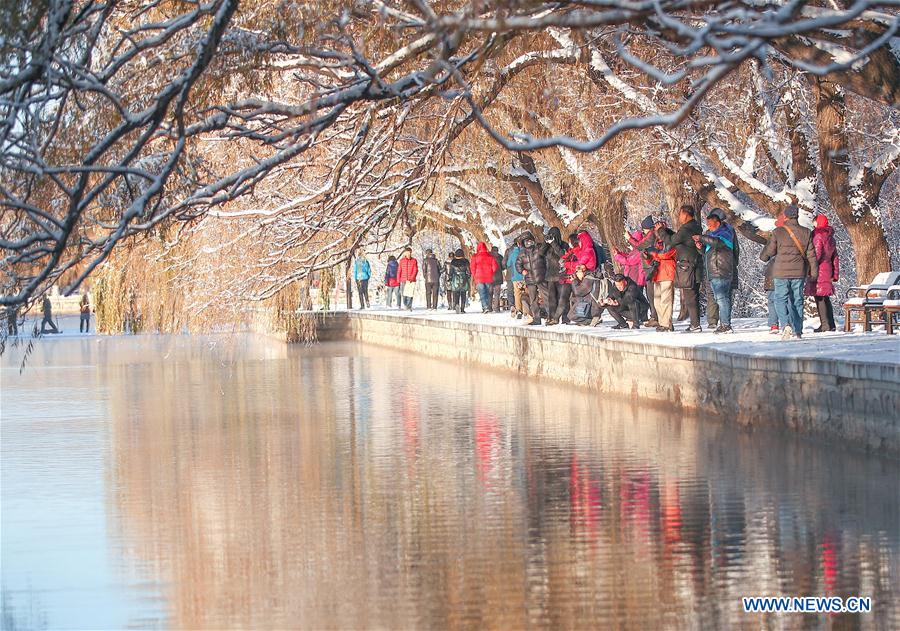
left=475, top=410, right=501, bottom=485
left=569, top=452, right=601, bottom=543
left=41, top=295, right=59, bottom=334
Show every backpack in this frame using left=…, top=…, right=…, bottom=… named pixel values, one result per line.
left=449, top=263, right=469, bottom=292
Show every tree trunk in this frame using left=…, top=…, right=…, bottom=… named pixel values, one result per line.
left=812, top=78, right=894, bottom=284
left=660, top=161, right=704, bottom=222
left=589, top=189, right=627, bottom=252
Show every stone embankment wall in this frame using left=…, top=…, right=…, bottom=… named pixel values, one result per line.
left=306, top=312, right=899, bottom=455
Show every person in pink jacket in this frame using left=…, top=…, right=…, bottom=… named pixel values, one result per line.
left=805, top=214, right=840, bottom=332
left=613, top=231, right=647, bottom=288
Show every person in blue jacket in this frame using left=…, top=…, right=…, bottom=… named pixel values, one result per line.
left=353, top=252, right=372, bottom=309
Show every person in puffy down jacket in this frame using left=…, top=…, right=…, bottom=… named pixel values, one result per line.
left=470, top=242, right=500, bottom=313
left=805, top=214, right=840, bottom=332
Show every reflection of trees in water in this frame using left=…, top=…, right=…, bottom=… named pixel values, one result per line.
left=104, top=341, right=900, bottom=628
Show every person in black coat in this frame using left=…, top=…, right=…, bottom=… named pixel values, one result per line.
left=515, top=232, right=549, bottom=325
left=606, top=274, right=650, bottom=329
left=542, top=226, right=568, bottom=324
left=655, top=205, right=702, bottom=332
left=490, top=245, right=504, bottom=312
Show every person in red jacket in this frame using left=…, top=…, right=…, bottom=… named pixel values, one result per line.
left=555, top=231, right=598, bottom=324
left=805, top=214, right=840, bottom=332
left=647, top=239, right=677, bottom=331
left=397, top=247, right=419, bottom=310
left=470, top=242, right=500, bottom=313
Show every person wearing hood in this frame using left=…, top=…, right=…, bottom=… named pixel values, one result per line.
left=760, top=204, right=818, bottom=339
left=384, top=255, right=401, bottom=308
left=352, top=251, right=372, bottom=309
left=504, top=239, right=527, bottom=319
left=805, top=214, right=840, bottom=332
left=422, top=249, right=441, bottom=310
left=542, top=226, right=568, bottom=324
left=515, top=232, right=548, bottom=325
left=448, top=248, right=471, bottom=313
left=557, top=231, right=598, bottom=324
left=614, top=230, right=647, bottom=288
left=655, top=205, right=703, bottom=332
left=694, top=208, right=737, bottom=333
left=490, top=245, right=505, bottom=312
left=471, top=242, right=500, bottom=313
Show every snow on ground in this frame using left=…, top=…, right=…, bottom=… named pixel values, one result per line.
left=8, top=311, right=898, bottom=367
left=348, top=305, right=900, bottom=366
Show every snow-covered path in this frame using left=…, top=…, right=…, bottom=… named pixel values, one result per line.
left=340, top=305, right=900, bottom=366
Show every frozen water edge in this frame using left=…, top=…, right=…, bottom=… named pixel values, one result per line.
left=337, top=305, right=900, bottom=367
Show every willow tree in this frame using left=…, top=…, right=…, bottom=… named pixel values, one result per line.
left=2, top=0, right=897, bottom=320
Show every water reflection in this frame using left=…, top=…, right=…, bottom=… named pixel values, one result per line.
left=1, top=336, right=898, bottom=629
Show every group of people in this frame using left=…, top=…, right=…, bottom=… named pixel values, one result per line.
left=4, top=293, right=92, bottom=336
left=352, top=202, right=839, bottom=338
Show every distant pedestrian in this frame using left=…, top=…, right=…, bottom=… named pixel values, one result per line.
left=470, top=242, right=499, bottom=313
left=422, top=249, right=441, bottom=310
left=41, top=295, right=59, bottom=334
left=806, top=214, right=840, bottom=332
left=352, top=252, right=371, bottom=309
left=760, top=205, right=818, bottom=340
left=384, top=255, right=401, bottom=308
left=5, top=305, right=17, bottom=336
left=448, top=249, right=471, bottom=313
left=79, top=293, right=91, bottom=333
left=695, top=208, right=737, bottom=334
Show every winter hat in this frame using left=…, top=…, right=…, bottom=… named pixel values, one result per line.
left=783, top=204, right=799, bottom=219
left=640, top=215, right=655, bottom=230
left=454, top=248, right=464, bottom=257
left=707, top=208, right=726, bottom=222
left=815, top=214, right=829, bottom=229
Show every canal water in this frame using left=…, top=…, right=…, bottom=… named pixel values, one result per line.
left=1, top=334, right=898, bottom=629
